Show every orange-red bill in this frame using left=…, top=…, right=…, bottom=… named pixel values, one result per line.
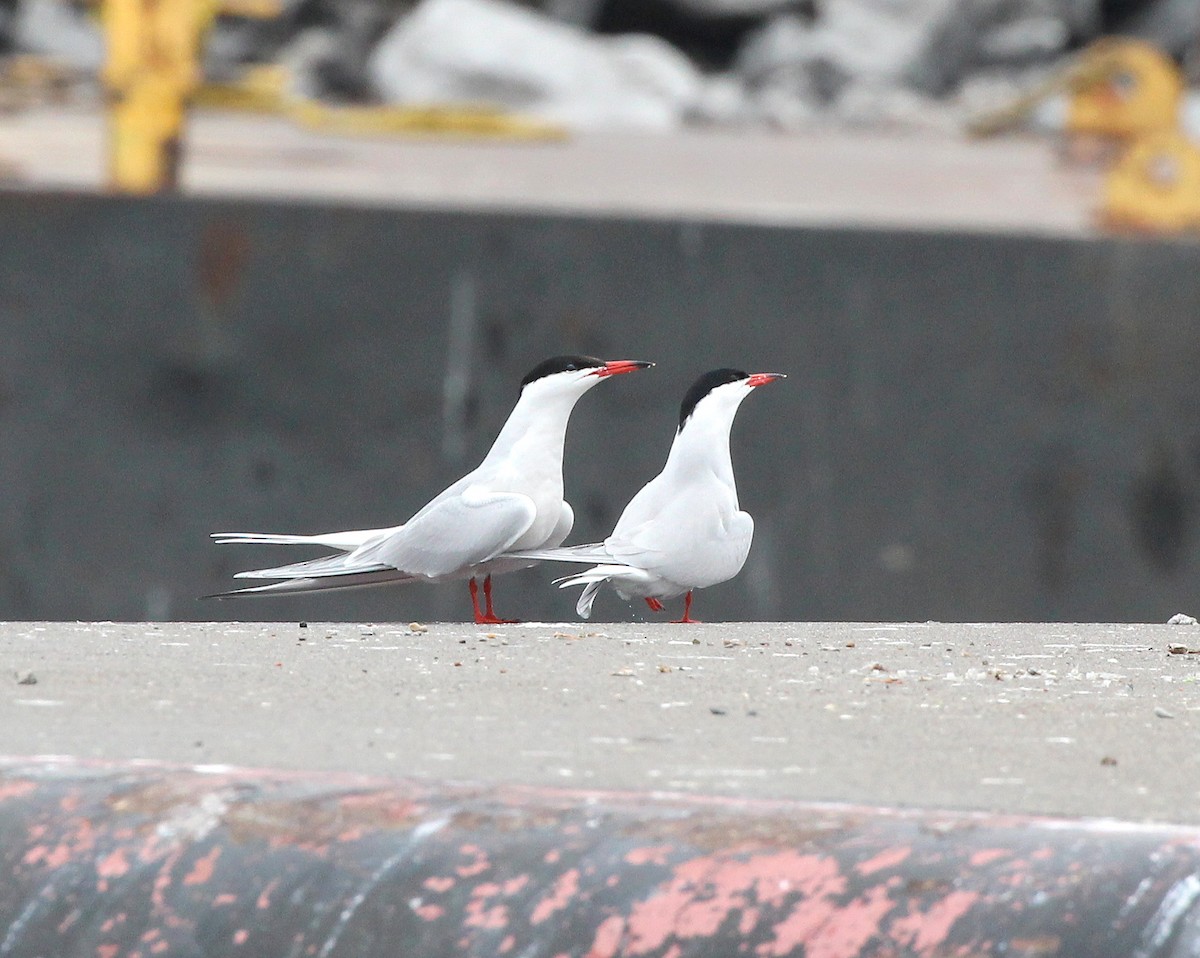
left=746, top=372, right=786, bottom=387
left=593, top=360, right=655, bottom=377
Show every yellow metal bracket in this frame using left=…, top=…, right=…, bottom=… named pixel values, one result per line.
left=193, top=65, right=568, bottom=141
left=1065, top=38, right=1182, bottom=141
left=968, top=38, right=1183, bottom=144
left=101, top=0, right=278, bottom=193
left=1099, top=128, right=1200, bottom=232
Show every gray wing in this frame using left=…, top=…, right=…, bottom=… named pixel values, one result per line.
left=205, top=569, right=420, bottom=598
left=607, top=478, right=754, bottom=589
left=355, top=486, right=538, bottom=577
left=505, top=541, right=612, bottom=564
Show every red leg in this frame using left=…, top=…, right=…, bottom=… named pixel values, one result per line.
left=468, top=578, right=485, bottom=623
left=645, top=597, right=664, bottom=613
left=671, top=591, right=701, bottom=624
left=469, top=574, right=518, bottom=625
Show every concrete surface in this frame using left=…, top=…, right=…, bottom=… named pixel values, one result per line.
left=0, top=106, right=1100, bottom=233
left=4, top=620, right=1200, bottom=823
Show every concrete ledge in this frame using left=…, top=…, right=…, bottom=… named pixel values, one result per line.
left=2, top=756, right=1199, bottom=957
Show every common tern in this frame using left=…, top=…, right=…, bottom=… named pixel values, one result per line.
left=509, top=368, right=784, bottom=622
left=207, top=355, right=653, bottom=623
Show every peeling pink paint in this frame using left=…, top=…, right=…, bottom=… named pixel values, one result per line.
left=738, top=907, right=760, bottom=935
left=626, top=850, right=849, bottom=955
left=415, top=904, right=445, bottom=922
left=257, top=878, right=280, bottom=910
left=774, top=883, right=896, bottom=958
left=587, top=915, right=626, bottom=958
left=457, top=845, right=490, bottom=877
left=544, top=849, right=561, bottom=864
left=97, top=848, right=131, bottom=879
left=213, top=893, right=237, bottom=907
left=0, top=781, right=36, bottom=802
left=233, top=929, right=249, bottom=946
left=423, top=876, right=455, bottom=894
left=969, top=849, right=1009, bottom=868
left=625, top=845, right=673, bottom=867
left=502, top=875, right=529, bottom=896
left=183, top=847, right=221, bottom=886
left=532, top=869, right=581, bottom=925
left=23, top=843, right=71, bottom=869
left=151, top=849, right=184, bottom=910
left=464, top=898, right=508, bottom=930
left=857, top=847, right=911, bottom=876
left=98, top=945, right=119, bottom=958
left=890, top=890, right=979, bottom=952
left=499, top=933, right=516, bottom=953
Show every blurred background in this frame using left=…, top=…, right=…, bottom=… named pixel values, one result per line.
left=2, top=0, right=1200, bottom=623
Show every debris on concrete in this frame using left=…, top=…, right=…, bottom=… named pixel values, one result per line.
left=14, top=670, right=35, bottom=685
left=1154, top=705, right=1175, bottom=718
left=1167, top=613, right=1197, bottom=625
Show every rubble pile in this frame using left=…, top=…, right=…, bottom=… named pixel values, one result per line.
left=2, top=0, right=1196, bottom=130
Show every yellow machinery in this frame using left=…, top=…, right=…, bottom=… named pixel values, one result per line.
left=1065, top=38, right=1182, bottom=142
left=192, top=63, right=568, bottom=140
left=101, top=0, right=278, bottom=193
left=970, top=37, right=1200, bottom=233
left=968, top=38, right=1183, bottom=143
left=1100, top=128, right=1200, bottom=232
left=99, top=0, right=565, bottom=194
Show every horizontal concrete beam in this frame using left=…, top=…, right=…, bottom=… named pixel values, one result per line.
left=2, top=757, right=1198, bottom=957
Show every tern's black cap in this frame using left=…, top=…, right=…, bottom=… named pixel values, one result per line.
left=520, top=355, right=605, bottom=389
left=678, top=368, right=748, bottom=429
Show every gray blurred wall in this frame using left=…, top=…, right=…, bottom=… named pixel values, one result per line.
left=1, top=190, right=1198, bottom=623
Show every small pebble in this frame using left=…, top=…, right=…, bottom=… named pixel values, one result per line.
left=1154, top=706, right=1175, bottom=719
left=1168, top=613, right=1197, bottom=626
left=15, top=671, right=36, bottom=686
left=408, top=622, right=429, bottom=633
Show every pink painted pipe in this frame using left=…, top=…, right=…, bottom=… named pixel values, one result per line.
left=0, top=757, right=1197, bottom=957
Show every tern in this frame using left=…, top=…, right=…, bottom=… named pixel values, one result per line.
left=207, top=355, right=653, bottom=623
left=509, top=368, right=784, bottom=622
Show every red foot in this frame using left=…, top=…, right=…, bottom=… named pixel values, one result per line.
left=645, top=597, right=664, bottom=613
left=470, top=576, right=520, bottom=625
left=670, top=591, right=701, bottom=624
left=474, top=613, right=518, bottom=625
